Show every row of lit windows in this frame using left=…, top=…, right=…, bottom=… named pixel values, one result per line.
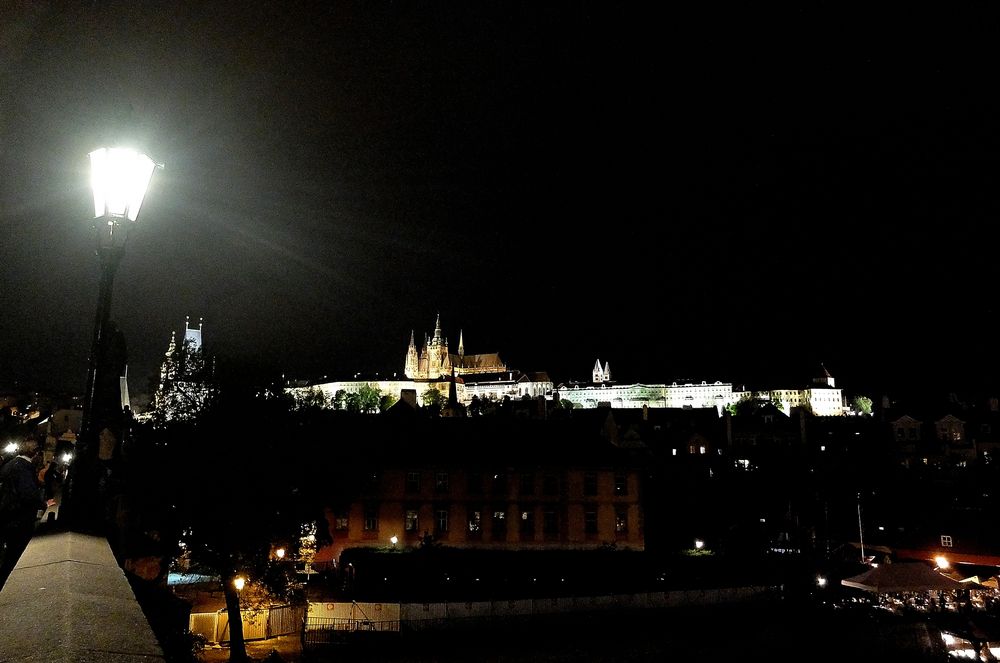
left=338, top=504, right=630, bottom=536
left=400, top=471, right=629, bottom=497
left=894, top=426, right=966, bottom=441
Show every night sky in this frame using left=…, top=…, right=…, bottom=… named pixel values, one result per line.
left=2, top=4, right=999, bottom=402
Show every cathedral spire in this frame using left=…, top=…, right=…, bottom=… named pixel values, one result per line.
left=433, top=312, right=443, bottom=344
left=458, top=329, right=464, bottom=356
left=404, top=329, right=419, bottom=378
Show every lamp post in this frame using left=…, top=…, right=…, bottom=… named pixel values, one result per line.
left=63, top=147, right=159, bottom=532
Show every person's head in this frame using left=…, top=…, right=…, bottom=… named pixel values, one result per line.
left=19, top=438, right=40, bottom=458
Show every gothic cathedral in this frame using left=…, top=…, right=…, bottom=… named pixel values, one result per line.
left=404, top=313, right=507, bottom=380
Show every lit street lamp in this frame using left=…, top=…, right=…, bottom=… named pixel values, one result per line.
left=63, top=147, right=159, bottom=532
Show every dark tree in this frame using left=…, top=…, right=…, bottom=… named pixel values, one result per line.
left=128, top=382, right=326, bottom=662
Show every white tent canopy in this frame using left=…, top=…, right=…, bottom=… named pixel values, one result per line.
left=841, top=562, right=967, bottom=594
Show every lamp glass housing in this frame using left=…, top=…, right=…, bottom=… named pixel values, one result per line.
left=89, top=147, right=156, bottom=222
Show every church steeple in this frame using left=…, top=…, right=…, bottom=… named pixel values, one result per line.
left=458, top=329, right=464, bottom=356
left=433, top=312, right=443, bottom=344
left=404, top=329, right=419, bottom=378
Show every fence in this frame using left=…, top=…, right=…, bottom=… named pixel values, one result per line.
left=303, top=601, right=401, bottom=646
left=188, top=604, right=306, bottom=644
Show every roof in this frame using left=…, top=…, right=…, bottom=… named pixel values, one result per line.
left=324, top=415, right=643, bottom=468
left=451, top=353, right=505, bottom=370
left=841, top=562, right=966, bottom=594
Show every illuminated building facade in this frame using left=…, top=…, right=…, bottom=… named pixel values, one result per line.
left=150, top=317, right=214, bottom=422
left=313, top=417, right=646, bottom=565
left=404, top=314, right=506, bottom=380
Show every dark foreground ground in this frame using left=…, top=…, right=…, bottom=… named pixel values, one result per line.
left=199, top=599, right=949, bottom=662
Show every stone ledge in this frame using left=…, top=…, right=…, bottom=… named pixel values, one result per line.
left=0, top=530, right=165, bottom=662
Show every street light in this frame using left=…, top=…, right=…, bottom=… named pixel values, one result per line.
left=63, top=147, right=159, bottom=532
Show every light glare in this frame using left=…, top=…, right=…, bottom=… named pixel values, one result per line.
left=90, top=147, right=156, bottom=221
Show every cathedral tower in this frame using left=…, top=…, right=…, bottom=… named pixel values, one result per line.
left=404, top=330, right=419, bottom=378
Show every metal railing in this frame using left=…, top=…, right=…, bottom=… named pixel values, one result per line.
left=303, top=616, right=401, bottom=647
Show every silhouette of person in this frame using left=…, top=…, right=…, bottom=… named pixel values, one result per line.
left=0, top=439, right=53, bottom=587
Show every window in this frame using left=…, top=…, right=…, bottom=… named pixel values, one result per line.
left=941, top=535, right=953, bottom=548
left=405, top=509, right=419, bottom=532
left=435, top=508, right=449, bottom=533
left=895, top=428, right=905, bottom=440
left=334, top=510, right=349, bottom=531
left=491, top=472, right=508, bottom=495
left=699, top=446, right=706, bottom=455
left=467, top=509, right=482, bottom=533
left=467, top=472, right=483, bottom=494
left=519, top=508, right=535, bottom=538
left=542, top=509, right=559, bottom=537
left=363, top=504, right=379, bottom=532
left=492, top=509, right=507, bottom=540
left=405, top=471, right=420, bottom=493
left=584, top=505, right=598, bottom=535
left=614, top=473, right=628, bottom=496
left=435, top=472, right=450, bottom=493
left=615, top=506, right=628, bottom=533
left=583, top=472, right=598, bottom=496
left=908, top=428, right=918, bottom=440
left=519, top=472, right=534, bottom=495
left=542, top=473, right=559, bottom=496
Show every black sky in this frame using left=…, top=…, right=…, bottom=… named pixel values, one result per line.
left=2, top=3, right=999, bottom=401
